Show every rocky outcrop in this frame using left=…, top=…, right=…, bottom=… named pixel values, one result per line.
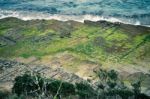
left=0, top=59, right=86, bottom=90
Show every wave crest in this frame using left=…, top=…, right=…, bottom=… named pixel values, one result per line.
left=0, top=9, right=149, bottom=27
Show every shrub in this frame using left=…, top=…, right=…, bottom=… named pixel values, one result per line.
left=131, top=80, right=142, bottom=99
left=60, top=81, right=75, bottom=96
left=46, top=79, right=75, bottom=97
left=96, top=69, right=135, bottom=99
left=96, top=69, right=107, bottom=82
left=8, top=94, right=26, bottom=99
left=12, top=72, right=44, bottom=96
left=75, top=82, right=96, bottom=99
left=107, top=80, right=117, bottom=89
left=107, top=70, right=118, bottom=81
left=106, top=89, right=134, bottom=99
left=96, top=69, right=118, bottom=82
left=0, top=90, right=10, bottom=99
left=12, top=72, right=75, bottom=98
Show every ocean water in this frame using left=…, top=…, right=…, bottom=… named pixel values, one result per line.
left=0, top=0, right=150, bottom=26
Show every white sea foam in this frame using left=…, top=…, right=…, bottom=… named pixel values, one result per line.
left=0, top=9, right=149, bottom=27
left=0, top=10, right=120, bottom=22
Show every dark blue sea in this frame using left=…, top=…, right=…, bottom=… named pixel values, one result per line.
left=0, top=0, right=150, bottom=26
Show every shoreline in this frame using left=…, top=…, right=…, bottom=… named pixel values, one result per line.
left=0, top=16, right=150, bottom=28
left=0, top=9, right=150, bottom=27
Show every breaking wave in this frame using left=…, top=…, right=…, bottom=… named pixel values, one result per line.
left=0, top=0, right=150, bottom=27
left=0, top=9, right=149, bottom=27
